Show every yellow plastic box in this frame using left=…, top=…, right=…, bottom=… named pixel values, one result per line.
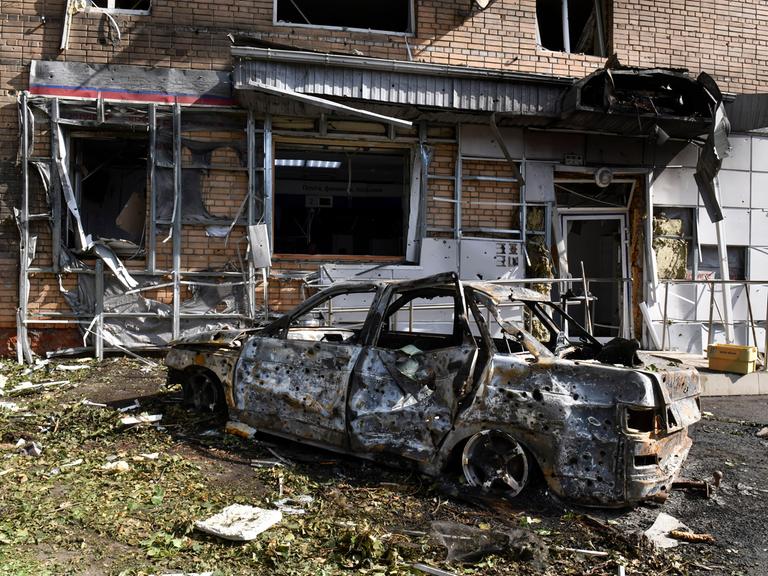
left=707, top=344, right=757, bottom=375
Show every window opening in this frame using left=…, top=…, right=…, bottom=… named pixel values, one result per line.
left=653, top=207, right=695, bottom=280
left=274, top=146, right=410, bottom=257
left=274, top=0, right=413, bottom=34
left=70, top=137, right=148, bottom=256
left=698, top=245, right=747, bottom=281
left=377, top=289, right=462, bottom=351
left=287, top=290, right=376, bottom=342
left=537, top=0, right=607, bottom=56
left=89, top=0, right=151, bottom=12
left=555, top=181, right=633, bottom=209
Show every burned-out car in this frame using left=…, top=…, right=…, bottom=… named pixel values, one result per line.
left=166, top=272, right=700, bottom=507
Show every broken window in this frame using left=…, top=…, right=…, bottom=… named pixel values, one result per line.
left=274, top=0, right=413, bottom=34
left=536, top=0, right=607, bottom=56
left=698, top=245, right=747, bottom=281
left=89, top=0, right=151, bottom=12
left=287, top=290, right=376, bottom=342
left=273, top=147, right=410, bottom=257
left=653, top=207, right=694, bottom=280
left=69, top=136, right=147, bottom=256
left=555, top=181, right=633, bottom=209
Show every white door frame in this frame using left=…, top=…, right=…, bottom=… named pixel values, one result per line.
left=561, top=213, right=630, bottom=340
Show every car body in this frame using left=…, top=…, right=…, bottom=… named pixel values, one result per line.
left=166, top=272, right=701, bottom=507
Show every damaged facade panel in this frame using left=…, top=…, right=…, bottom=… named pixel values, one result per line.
left=166, top=274, right=701, bottom=507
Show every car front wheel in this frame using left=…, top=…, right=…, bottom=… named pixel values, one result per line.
left=461, top=430, right=530, bottom=498
left=182, top=368, right=225, bottom=413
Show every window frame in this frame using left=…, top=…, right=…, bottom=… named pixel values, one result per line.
left=535, top=0, right=608, bottom=56
left=272, top=0, right=416, bottom=37
left=86, top=0, right=151, bottom=16
left=271, top=142, right=412, bottom=260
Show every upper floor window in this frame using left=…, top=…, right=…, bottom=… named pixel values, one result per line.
left=274, top=0, right=414, bottom=35
left=89, top=0, right=151, bottom=14
left=536, top=0, right=607, bottom=56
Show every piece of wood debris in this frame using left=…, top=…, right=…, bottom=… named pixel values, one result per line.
left=194, top=504, right=282, bottom=541
left=225, top=421, right=256, bottom=439
left=555, top=546, right=610, bottom=557
left=120, top=413, right=162, bottom=426
left=9, top=380, right=69, bottom=395
left=412, top=563, right=458, bottom=576
left=669, top=530, right=716, bottom=544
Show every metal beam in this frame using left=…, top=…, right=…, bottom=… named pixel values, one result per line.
left=247, top=109, right=257, bottom=319
left=172, top=103, right=182, bottom=340
left=147, top=103, right=157, bottom=273
left=17, top=93, right=32, bottom=364
left=50, top=99, right=62, bottom=272
left=263, top=114, right=274, bottom=251
left=246, top=80, right=413, bottom=129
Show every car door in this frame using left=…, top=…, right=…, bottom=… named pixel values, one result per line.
left=347, top=273, right=480, bottom=463
left=233, top=285, right=379, bottom=449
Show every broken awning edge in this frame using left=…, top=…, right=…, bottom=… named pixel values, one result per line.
left=231, top=46, right=575, bottom=87
left=29, top=60, right=238, bottom=108
left=28, top=85, right=238, bottom=107
left=244, top=80, right=412, bottom=128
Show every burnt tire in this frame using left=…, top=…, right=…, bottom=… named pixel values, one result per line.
left=182, top=368, right=225, bottom=413
left=461, top=430, right=531, bottom=499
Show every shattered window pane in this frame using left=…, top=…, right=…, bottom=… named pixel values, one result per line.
left=536, top=0, right=607, bottom=56
left=90, top=0, right=151, bottom=11
left=274, top=147, right=410, bottom=257
left=653, top=207, right=694, bottom=280
left=70, top=137, right=148, bottom=257
left=275, top=0, right=412, bottom=34
left=288, top=291, right=375, bottom=341
left=698, top=245, right=747, bottom=281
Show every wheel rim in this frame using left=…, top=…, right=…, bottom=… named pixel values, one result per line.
left=461, top=430, right=529, bottom=497
left=189, top=371, right=220, bottom=412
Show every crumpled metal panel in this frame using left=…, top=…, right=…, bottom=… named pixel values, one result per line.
left=348, top=344, right=475, bottom=462
left=233, top=336, right=363, bottom=447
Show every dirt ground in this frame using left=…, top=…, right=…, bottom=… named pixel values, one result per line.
left=0, top=358, right=766, bottom=576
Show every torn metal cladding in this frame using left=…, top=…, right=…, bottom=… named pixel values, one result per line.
left=166, top=273, right=701, bottom=508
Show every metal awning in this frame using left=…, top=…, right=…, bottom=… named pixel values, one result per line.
left=232, top=46, right=567, bottom=116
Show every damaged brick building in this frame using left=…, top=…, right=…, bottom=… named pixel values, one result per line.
left=2, top=0, right=768, bottom=360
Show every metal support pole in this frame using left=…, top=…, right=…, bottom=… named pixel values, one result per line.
left=263, top=114, right=273, bottom=251
left=50, top=98, right=61, bottom=272
left=246, top=110, right=257, bottom=320
left=707, top=281, right=715, bottom=348
left=17, top=93, right=31, bottom=364
left=661, top=281, right=669, bottom=351
left=172, top=103, right=182, bottom=340
left=593, top=0, right=606, bottom=57
left=147, top=103, right=157, bottom=273
left=561, top=0, right=571, bottom=53
left=746, top=282, right=758, bottom=349
left=95, top=260, right=104, bottom=361
left=455, top=123, right=462, bottom=239
left=764, top=290, right=768, bottom=371
left=713, top=178, right=734, bottom=343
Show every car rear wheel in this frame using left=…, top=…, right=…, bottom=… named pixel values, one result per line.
left=183, top=368, right=225, bottom=413
left=461, top=430, right=530, bottom=498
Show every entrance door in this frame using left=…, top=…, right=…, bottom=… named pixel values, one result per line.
left=562, top=214, right=628, bottom=340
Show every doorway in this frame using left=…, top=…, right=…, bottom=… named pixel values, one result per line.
left=562, top=214, right=628, bottom=340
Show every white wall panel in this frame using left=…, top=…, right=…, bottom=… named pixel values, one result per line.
left=460, top=125, right=523, bottom=159
left=698, top=208, right=750, bottom=245
left=752, top=173, right=768, bottom=209
left=718, top=170, right=751, bottom=208
left=722, top=135, right=751, bottom=171
left=751, top=136, right=768, bottom=172
left=652, top=167, right=699, bottom=206
left=750, top=209, right=768, bottom=245
left=525, top=130, right=585, bottom=161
